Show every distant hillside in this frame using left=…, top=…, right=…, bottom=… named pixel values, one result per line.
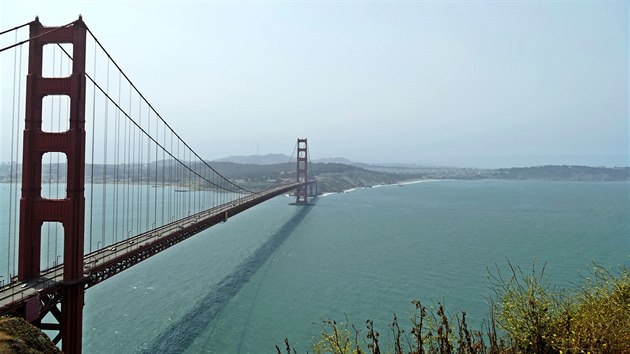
left=1, top=161, right=627, bottom=194
left=486, top=165, right=630, bottom=181
left=213, top=154, right=362, bottom=166
left=215, top=163, right=629, bottom=194
left=210, top=161, right=396, bottom=193
left=213, top=154, right=291, bottom=165
left=355, top=165, right=630, bottom=181
left=313, top=165, right=400, bottom=193
left=312, top=157, right=358, bottom=165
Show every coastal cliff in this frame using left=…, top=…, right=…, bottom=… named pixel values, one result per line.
left=0, top=316, right=61, bottom=353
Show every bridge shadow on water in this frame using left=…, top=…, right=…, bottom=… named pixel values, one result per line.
left=143, top=201, right=315, bottom=353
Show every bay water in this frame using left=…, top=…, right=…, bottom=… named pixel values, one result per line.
left=1, top=180, right=629, bottom=352
left=86, top=180, right=629, bottom=353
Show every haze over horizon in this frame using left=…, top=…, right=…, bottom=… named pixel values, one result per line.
left=1, top=1, right=628, bottom=169
left=213, top=152, right=629, bottom=169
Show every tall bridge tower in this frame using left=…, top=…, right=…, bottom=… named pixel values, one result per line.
left=18, top=17, right=87, bottom=353
left=295, top=138, right=309, bottom=204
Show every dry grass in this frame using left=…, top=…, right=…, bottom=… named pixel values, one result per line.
left=0, top=316, right=62, bottom=353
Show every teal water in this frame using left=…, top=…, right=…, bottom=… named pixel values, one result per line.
left=2, top=180, right=629, bottom=352
left=78, top=180, right=629, bottom=353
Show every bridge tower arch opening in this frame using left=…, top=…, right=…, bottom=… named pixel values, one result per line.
left=17, top=17, right=87, bottom=354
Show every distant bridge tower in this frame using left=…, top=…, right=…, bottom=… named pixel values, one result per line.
left=295, top=138, right=309, bottom=204
left=18, top=17, right=87, bottom=354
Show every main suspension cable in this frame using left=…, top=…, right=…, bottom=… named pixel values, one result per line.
left=83, top=25, right=252, bottom=194
left=55, top=43, right=250, bottom=194
left=0, top=20, right=32, bottom=37
left=0, top=20, right=74, bottom=53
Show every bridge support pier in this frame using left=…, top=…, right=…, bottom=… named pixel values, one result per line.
left=61, top=284, right=85, bottom=354
left=17, top=17, right=87, bottom=353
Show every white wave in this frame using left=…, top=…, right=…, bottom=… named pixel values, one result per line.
left=398, top=179, right=441, bottom=185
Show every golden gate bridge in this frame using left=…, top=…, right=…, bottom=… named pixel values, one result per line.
left=0, top=17, right=315, bottom=353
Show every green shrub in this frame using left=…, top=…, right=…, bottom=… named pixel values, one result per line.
left=489, top=261, right=559, bottom=352
left=280, top=263, right=629, bottom=354
left=490, top=262, right=629, bottom=353
left=551, top=265, right=629, bottom=353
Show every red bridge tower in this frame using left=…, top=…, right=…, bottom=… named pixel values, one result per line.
left=18, top=17, right=87, bottom=354
left=295, top=138, right=309, bottom=204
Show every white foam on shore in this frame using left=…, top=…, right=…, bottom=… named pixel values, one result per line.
left=398, top=179, right=441, bottom=185
left=319, top=179, right=442, bottom=197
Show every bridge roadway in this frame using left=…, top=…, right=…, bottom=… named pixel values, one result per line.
left=0, top=181, right=313, bottom=315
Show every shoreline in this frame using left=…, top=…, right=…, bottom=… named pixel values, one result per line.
left=320, top=179, right=443, bottom=196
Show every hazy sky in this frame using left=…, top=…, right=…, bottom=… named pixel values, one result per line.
left=1, top=1, right=628, bottom=167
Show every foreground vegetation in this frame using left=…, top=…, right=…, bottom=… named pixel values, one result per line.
left=279, top=264, right=629, bottom=354
left=0, top=316, right=61, bottom=353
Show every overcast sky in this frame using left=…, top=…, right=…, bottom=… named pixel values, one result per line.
left=1, top=1, right=628, bottom=167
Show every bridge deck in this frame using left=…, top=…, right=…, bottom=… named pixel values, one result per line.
left=0, top=181, right=313, bottom=315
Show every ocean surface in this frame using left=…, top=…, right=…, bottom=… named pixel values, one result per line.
left=2, top=180, right=629, bottom=352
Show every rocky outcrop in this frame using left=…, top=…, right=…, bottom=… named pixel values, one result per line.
left=0, top=316, right=62, bottom=353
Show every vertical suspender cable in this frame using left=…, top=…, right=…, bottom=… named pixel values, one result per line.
left=188, top=149, right=191, bottom=215
left=122, top=84, right=128, bottom=240
left=126, top=83, right=132, bottom=239
left=154, top=113, right=158, bottom=228
left=101, top=59, right=110, bottom=247
left=176, top=139, right=180, bottom=218
left=137, top=95, right=142, bottom=233
left=7, top=30, right=18, bottom=278
left=88, top=40, right=97, bottom=252
left=12, top=42, right=23, bottom=276
left=170, top=132, right=173, bottom=222
left=146, top=110, right=150, bottom=230
left=131, top=93, right=137, bottom=234
left=213, top=160, right=217, bottom=209
left=161, top=120, right=166, bottom=225
left=114, top=70, right=121, bottom=243
left=195, top=157, right=199, bottom=213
